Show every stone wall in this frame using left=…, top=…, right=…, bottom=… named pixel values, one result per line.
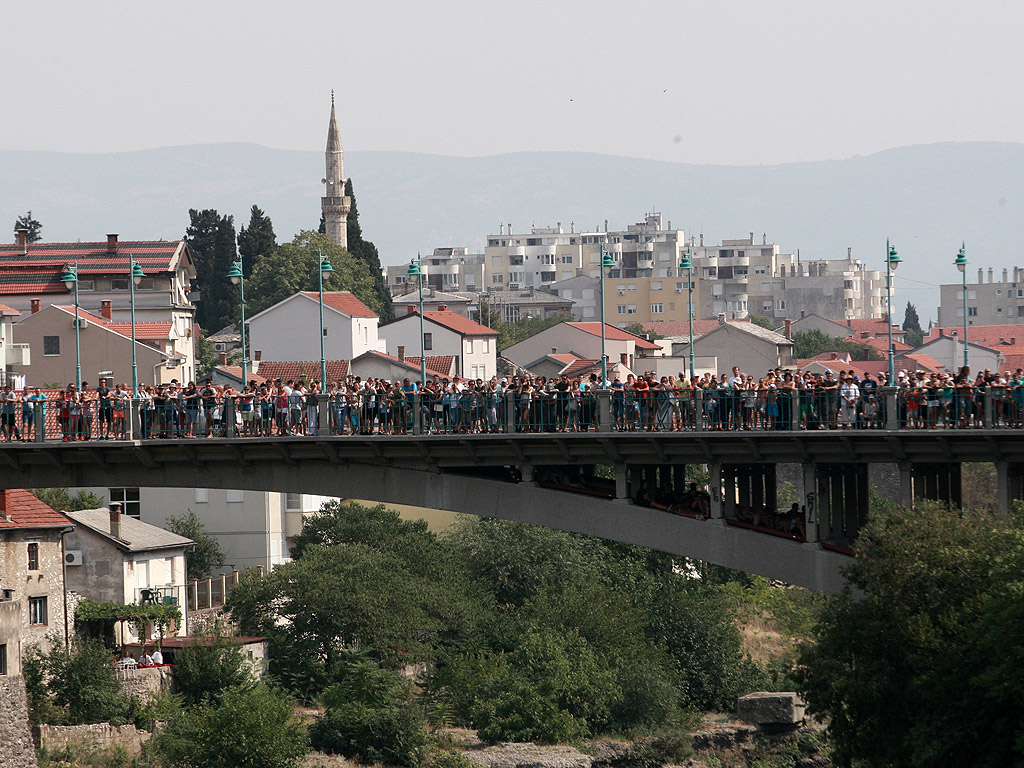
left=38, top=723, right=150, bottom=757
left=118, top=665, right=173, bottom=700
left=0, top=676, right=39, bottom=768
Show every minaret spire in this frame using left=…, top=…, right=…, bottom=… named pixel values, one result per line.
left=321, top=91, right=351, bottom=250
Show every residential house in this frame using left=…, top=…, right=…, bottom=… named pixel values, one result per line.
left=11, top=304, right=185, bottom=386
left=380, top=308, right=498, bottom=380
left=937, top=267, right=1024, bottom=326
left=0, top=302, right=29, bottom=387
left=392, top=289, right=474, bottom=317
left=0, top=489, right=73, bottom=676
left=247, top=291, right=385, bottom=365
left=911, top=333, right=1002, bottom=373
left=471, top=288, right=574, bottom=324
left=502, top=321, right=662, bottom=373
left=546, top=274, right=599, bottom=321
left=0, top=232, right=196, bottom=356
left=207, top=324, right=242, bottom=354
left=350, top=350, right=453, bottom=381
left=63, top=506, right=192, bottom=643
left=684, top=317, right=795, bottom=376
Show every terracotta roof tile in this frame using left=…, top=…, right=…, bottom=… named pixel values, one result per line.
left=301, top=291, right=377, bottom=318
left=0, top=489, right=74, bottom=530
left=0, top=302, right=18, bottom=315
left=641, top=320, right=739, bottom=338
left=926, top=323, right=1024, bottom=348
left=254, top=360, right=351, bottom=383
left=568, top=322, right=661, bottom=349
left=423, top=310, right=498, bottom=337
left=404, top=355, right=456, bottom=375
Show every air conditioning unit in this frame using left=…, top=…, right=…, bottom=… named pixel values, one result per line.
left=65, top=550, right=84, bottom=566
left=72, top=319, right=88, bottom=329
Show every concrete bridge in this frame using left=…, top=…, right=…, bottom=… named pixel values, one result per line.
left=4, top=429, right=1024, bottom=594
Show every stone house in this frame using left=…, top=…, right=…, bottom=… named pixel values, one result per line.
left=0, top=489, right=74, bottom=676
left=63, top=506, right=191, bottom=644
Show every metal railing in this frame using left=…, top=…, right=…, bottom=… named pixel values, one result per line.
left=4, top=387, right=1024, bottom=443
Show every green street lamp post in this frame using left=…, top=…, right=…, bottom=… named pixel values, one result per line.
left=679, top=247, right=695, bottom=380
left=226, top=259, right=247, bottom=386
left=318, top=249, right=335, bottom=387
left=954, top=244, right=969, bottom=369
left=60, top=259, right=82, bottom=390
left=599, top=244, right=615, bottom=386
left=885, top=240, right=901, bottom=383
left=407, top=255, right=427, bottom=387
left=129, top=258, right=145, bottom=396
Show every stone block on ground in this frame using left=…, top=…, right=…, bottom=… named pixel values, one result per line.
left=464, top=742, right=592, bottom=768
left=737, top=692, right=806, bottom=726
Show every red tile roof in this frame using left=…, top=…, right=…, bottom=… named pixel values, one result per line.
left=0, top=302, right=18, bottom=315
left=214, top=366, right=268, bottom=386
left=926, top=324, right=1024, bottom=348
left=1001, top=354, right=1024, bottom=372
left=895, top=352, right=945, bottom=373
left=841, top=318, right=905, bottom=337
left=857, top=336, right=912, bottom=353
left=254, top=360, right=351, bottom=383
left=356, top=350, right=452, bottom=379
left=0, top=489, right=74, bottom=530
left=0, top=240, right=188, bottom=296
left=51, top=306, right=173, bottom=342
left=301, top=291, right=377, bottom=318
left=568, top=322, right=661, bottom=349
left=423, top=310, right=498, bottom=337
left=404, top=355, right=456, bottom=376
left=561, top=358, right=601, bottom=377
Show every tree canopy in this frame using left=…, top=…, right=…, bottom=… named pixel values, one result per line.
left=31, top=487, right=103, bottom=512
left=797, top=502, right=1024, bottom=767
left=187, top=209, right=239, bottom=333
left=244, top=231, right=381, bottom=318
left=903, top=301, right=924, bottom=347
left=791, top=329, right=882, bottom=361
left=237, top=205, right=277, bottom=279
left=14, top=210, right=42, bottom=242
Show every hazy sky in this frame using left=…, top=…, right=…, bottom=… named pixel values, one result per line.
left=5, top=1, right=1022, bottom=165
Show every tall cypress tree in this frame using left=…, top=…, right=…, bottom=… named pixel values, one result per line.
left=186, top=209, right=238, bottom=333
left=237, top=205, right=277, bottom=279
left=344, top=179, right=393, bottom=322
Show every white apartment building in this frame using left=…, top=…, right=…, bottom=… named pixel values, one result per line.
left=483, top=214, right=688, bottom=292
left=388, top=247, right=485, bottom=297
left=688, top=235, right=884, bottom=322
left=937, top=267, right=1024, bottom=327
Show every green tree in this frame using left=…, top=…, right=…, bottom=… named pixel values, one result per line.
left=31, top=488, right=103, bottom=512
left=244, top=231, right=380, bottom=318
left=14, top=210, right=42, bottom=242
left=345, top=179, right=393, bottom=321
left=173, top=631, right=254, bottom=706
left=903, top=301, right=924, bottom=347
left=797, top=502, right=1024, bottom=767
left=166, top=509, right=225, bottom=580
left=791, top=329, right=882, bottom=361
left=748, top=314, right=775, bottom=330
left=236, top=205, right=277, bottom=279
left=23, top=637, right=127, bottom=725
left=187, top=209, right=239, bottom=333
left=156, top=684, right=308, bottom=768
left=477, top=300, right=564, bottom=353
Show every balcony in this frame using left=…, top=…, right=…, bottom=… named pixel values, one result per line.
left=7, top=343, right=30, bottom=366
left=136, top=585, right=182, bottom=606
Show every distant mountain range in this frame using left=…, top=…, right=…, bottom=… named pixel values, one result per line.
left=3, top=141, right=1024, bottom=319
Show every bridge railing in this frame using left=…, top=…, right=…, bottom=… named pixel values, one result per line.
left=6, top=387, right=1024, bottom=443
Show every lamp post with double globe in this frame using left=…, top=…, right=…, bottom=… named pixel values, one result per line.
left=317, top=250, right=335, bottom=387
left=679, top=247, right=695, bottom=380
left=407, top=255, right=427, bottom=387
left=60, top=260, right=82, bottom=390
left=598, top=244, right=616, bottom=386
left=128, top=258, right=145, bottom=396
left=226, top=259, right=247, bottom=386
left=954, top=244, right=969, bottom=369
left=885, top=240, right=901, bottom=382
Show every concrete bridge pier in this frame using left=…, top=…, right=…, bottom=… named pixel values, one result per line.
left=995, top=461, right=1024, bottom=512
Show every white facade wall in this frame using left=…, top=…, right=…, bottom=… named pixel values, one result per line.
left=938, top=268, right=1024, bottom=327
left=380, top=317, right=496, bottom=379
left=248, top=295, right=384, bottom=363
left=502, top=325, right=634, bottom=370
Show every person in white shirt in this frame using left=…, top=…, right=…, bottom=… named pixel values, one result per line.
left=150, top=648, right=163, bottom=665
left=840, top=376, right=861, bottom=428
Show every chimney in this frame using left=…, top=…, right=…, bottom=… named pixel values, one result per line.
left=551, top=347, right=557, bottom=354
left=830, top=352, right=838, bottom=360
left=218, top=351, right=227, bottom=365
left=15, top=228, right=28, bottom=254
left=106, top=233, right=118, bottom=254
left=109, top=502, right=123, bottom=541
left=988, top=268, right=994, bottom=283
left=437, top=304, right=448, bottom=311
left=800, top=310, right=806, bottom=318
left=718, top=313, right=727, bottom=326
left=700, top=232, right=704, bottom=246
left=1013, top=338, right=1018, bottom=345
left=1003, top=268, right=1009, bottom=283
left=847, top=247, right=853, bottom=260
left=939, top=328, right=945, bottom=337
left=397, top=345, right=406, bottom=362
left=30, top=299, right=40, bottom=314
left=100, top=300, right=112, bottom=320
left=763, top=233, right=767, bottom=245
left=749, top=232, right=754, bottom=244
left=978, top=268, right=984, bottom=284
left=406, top=305, right=415, bottom=315
left=784, top=319, right=792, bottom=340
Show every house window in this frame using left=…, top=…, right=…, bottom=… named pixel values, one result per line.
left=651, top=281, right=662, bottom=291
left=651, top=303, right=664, bottom=314
left=482, top=339, right=489, bottom=354
left=540, top=271, right=556, bottom=282
left=29, top=596, right=47, bottom=626
left=464, top=339, right=473, bottom=354
left=226, top=490, right=244, bottom=503
left=28, top=543, right=39, bottom=571
left=968, top=307, right=978, bottom=316
left=628, top=284, right=636, bottom=291
left=109, top=488, right=141, bottom=518
left=561, top=255, right=573, bottom=264
left=195, top=488, right=208, bottom=503
left=997, top=307, right=1003, bottom=314
left=110, top=278, right=129, bottom=291
left=776, top=300, right=787, bottom=310
left=43, top=336, right=60, bottom=356
left=423, top=333, right=432, bottom=351
left=492, top=274, right=503, bottom=284
left=617, top=286, right=626, bottom=295
left=617, top=305, right=627, bottom=314
left=285, top=493, right=301, bottom=510
left=627, top=305, right=637, bottom=315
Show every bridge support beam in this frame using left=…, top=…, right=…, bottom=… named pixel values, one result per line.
left=614, top=465, right=628, bottom=503
left=720, top=464, right=776, bottom=520
left=708, top=462, right=723, bottom=518
left=995, top=461, right=1024, bottom=512
left=802, top=464, right=820, bottom=542
left=904, top=462, right=962, bottom=509
left=815, top=464, right=869, bottom=544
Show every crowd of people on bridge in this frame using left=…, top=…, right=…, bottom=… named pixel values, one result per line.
left=3, top=364, right=1024, bottom=441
